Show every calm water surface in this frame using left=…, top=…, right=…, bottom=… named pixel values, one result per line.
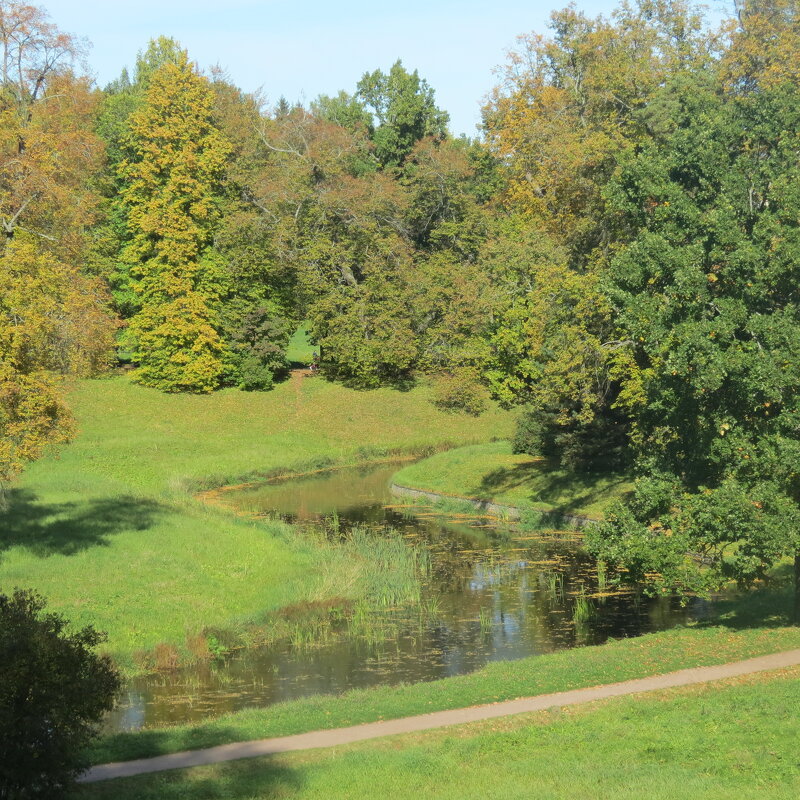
left=107, top=462, right=709, bottom=732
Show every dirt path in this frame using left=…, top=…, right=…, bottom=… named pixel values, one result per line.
left=82, top=648, right=800, bottom=783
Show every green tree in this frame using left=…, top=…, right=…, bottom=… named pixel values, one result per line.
left=357, top=60, right=449, bottom=168
left=121, top=54, right=232, bottom=392
left=91, top=37, right=188, bottom=317
left=0, top=589, right=120, bottom=799
left=588, top=10, right=800, bottom=617
left=482, top=0, right=717, bottom=461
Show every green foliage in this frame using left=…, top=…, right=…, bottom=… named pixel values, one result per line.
left=312, top=91, right=374, bottom=137
left=511, top=406, right=545, bottom=456
left=226, top=305, right=291, bottom=391
left=588, top=16, right=800, bottom=604
left=121, top=55, right=232, bottom=393
left=0, top=589, right=120, bottom=799
left=431, top=367, right=489, bottom=416
left=357, top=60, right=449, bottom=167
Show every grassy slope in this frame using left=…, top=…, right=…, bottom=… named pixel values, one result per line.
left=392, top=441, right=633, bottom=519
left=89, top=582, right=800, bottom=763
left=78, top=667, right=800, bottom=799
left=0, top=375, right=513, bottom=670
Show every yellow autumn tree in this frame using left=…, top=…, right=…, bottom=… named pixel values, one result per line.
left=121, top=52, right=232, bottom=392
left=0, top=235, right=115, bottom=498
left=0, top=2, right=115, bottom=499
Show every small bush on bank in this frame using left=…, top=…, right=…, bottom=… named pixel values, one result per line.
left=432, top=367, right=489, bottom=416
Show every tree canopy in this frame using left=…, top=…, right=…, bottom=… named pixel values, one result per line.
left=2, top=0, right=800, bottom=613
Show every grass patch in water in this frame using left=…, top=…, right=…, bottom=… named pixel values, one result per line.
left=126, top=525, right=431, bottom=671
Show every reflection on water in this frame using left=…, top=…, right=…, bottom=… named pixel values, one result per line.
left=107, top=462, right=709, bottom=731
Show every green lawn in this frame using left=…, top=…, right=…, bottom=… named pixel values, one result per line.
left=392, top=441, right=632, bottom=520
left=77, top=666, right=800, bottom=799
left=286, top=322, right=315, bottom=366
left=0, top=375, right=513, bottom=672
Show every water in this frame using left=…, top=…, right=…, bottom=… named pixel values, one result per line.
left=107, top=462, right=707, bottom=731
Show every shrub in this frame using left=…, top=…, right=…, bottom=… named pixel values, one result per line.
left=432, top=367, right=489, bottom=416
left=226, top=305, right=291, bottom=391
left=512, top=405, right=630, bottom=471
left=511, top=405, right=546, bottom=455
left=0, top=589, right=120, bottom=798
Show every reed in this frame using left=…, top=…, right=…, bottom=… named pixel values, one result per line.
left=572, top=586, right=595, bottom=624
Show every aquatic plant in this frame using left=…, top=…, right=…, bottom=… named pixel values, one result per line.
left=572, top=587, right=595, bottom=624
left=479, top=607, right=493, bottom=633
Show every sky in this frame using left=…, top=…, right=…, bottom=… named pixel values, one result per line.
left=42, top=0, right=734, bottom=138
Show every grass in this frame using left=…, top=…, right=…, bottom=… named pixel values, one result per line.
left=86, top=583, right=800, bottom=764
left=0, top=375, right=513, bottom=673
left=391, top=441, right=633, bottom=520
left=286, top=322, right=315, bottom=366
left=76, top=666, right=800, bottom=799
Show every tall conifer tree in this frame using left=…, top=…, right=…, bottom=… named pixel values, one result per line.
left=121, top=53, right=231, bottom=392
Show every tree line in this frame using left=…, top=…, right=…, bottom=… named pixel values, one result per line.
left=2, top=0, right=800, bottom=612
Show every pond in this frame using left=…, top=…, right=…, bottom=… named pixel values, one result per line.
left=106, top=461, right=710, bottom=732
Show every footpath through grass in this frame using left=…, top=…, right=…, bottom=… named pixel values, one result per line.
left=77, top=665, right=800, bottom=799
left=87, top=584, right=800, bottom=764
left=0, top=375, right=513, bottom=673
left=392, top=441, right=632, bottom=520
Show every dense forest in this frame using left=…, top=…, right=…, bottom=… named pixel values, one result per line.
left=2, top=0, right=800, bottom=609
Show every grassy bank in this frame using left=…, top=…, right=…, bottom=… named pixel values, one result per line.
left=391, top=441, right=632, bottom=520
left=0, top=375, right=513, bottom=672
left=87, top=583, right=800, bottom=764
left=77, top=665, right=800, bottom=799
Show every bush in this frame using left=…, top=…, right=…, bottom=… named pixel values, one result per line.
left=238, top=354, right=275, bottom=391
left=0, top=589, right=120, bottom=798
left=512, top=405, right=630, bottom=471
left=226, top=305, right=291, bottom=391
left=432, top=367, right=489, bottom=416
left=511, top=406, right=546, bottom=455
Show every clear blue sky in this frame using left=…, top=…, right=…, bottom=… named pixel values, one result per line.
left=43, top=0, right=733, bottom=137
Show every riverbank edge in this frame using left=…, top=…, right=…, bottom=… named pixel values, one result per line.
left=82, top=647, right=800, bottom=783
left=389, top=482, right=597, bottom=530
left=184, top=439, right=494, bottom=497
left=86, top=606, right=800, bottom=766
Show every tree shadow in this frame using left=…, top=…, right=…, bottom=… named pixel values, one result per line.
left=476, top=461, right=631, bottom=517
left=694, top=581, right=795, bottom=631
left=0, top=488, right=164, bottom=560
left=77, top=728, right=302, bottom=798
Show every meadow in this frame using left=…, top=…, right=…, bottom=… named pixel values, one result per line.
left=0, top=374, right=513, bottom=673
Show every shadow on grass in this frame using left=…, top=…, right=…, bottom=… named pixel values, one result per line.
left=0, top=489, right=164, bottom=559
left=76, top=753, right=300, bottom=799
left=476, top=461, right=630, bottom=516
left=696, top=579, right=795, bottom=631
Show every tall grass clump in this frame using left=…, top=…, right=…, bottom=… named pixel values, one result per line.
left=312, top=527, right=430, bottom=610
left=572, top=586, right=595, bottom=624
left=544, top=571, right=565, bottom=602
